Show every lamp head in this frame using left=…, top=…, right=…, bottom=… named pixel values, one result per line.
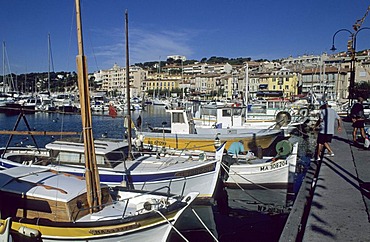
left=330, top=45, right=337, bottom=52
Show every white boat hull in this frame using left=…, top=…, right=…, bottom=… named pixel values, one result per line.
left=224, top=142, right=298, bottom=188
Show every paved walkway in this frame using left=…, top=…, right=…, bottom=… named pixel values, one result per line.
left=280, top=121, right=370, bottom=242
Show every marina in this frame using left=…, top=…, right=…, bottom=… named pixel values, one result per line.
left=0, top=105, right=314, bottom=241
left=0, top=2, right=369, bottom=241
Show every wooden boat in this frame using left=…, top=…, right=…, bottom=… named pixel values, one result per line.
left=222, top=140, right=299, bottom=188
left=137, top=108, right=283, bottom=152
left=0, top=138, right=225, bottom=198
left=0, top=3, right=198, bottom=241
left=0, top=167, right=198, bottom=241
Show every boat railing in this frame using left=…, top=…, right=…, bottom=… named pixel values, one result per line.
left=131, top=147, right=214, bottom=161
left=71, top=185, right=180, bottom=222
left=138, top=176, right=187, bottom=198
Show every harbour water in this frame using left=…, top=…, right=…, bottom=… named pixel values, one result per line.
left=0, top=105, right=315, bottom=241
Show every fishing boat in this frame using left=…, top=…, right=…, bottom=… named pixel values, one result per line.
left=137, top=107, right=283, bottom=152
left=193, top=103, right=308, bottom=137
left=0, top=138, right=225, bottom=198
left=222, top=140, right=299, bottom=188
left=0, top=3, right=198, bottom=241
left=0, top=166, right=198, bottom=241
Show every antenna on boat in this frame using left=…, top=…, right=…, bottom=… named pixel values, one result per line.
left=75, top=0, right=102, bottom=212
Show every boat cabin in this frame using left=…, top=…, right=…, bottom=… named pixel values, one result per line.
left=1, top=139, right=129, bottom=169
left=0, top=167, right=112, bottom=222
left=194, top=105, right=246, bottom=128
left=45, top=139, right=129, bottom=168
left=165, top=109, right=197, bottom=134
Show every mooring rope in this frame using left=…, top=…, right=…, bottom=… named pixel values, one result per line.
left=221, top=162, right=287, bottom=205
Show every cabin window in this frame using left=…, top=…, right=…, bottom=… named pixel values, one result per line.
left=56, top=152, right=106, bottom=165
left=106, top=149, right=127, bottom=168
left=222, top=109, right=231, bottom=117
left=57, top=152, right=83, bottom=164
left=173, top=113, right=185, bottom=123
left=233, top=108, right=242, bottom=116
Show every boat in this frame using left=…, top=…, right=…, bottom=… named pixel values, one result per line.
left=0, top=138, right=225, bottom=198
left=222, top=140, right=299, bottom=188
left=37, top=92, right=57, bottom=111
left=52, top=93, right=79, bottom=113
left=0, top=3, right=198, bottom=241
left=0, top=166, right=198, bottom=241
left=193, top=103, right=308, bottom=137
left=0, top=98, right=37, bottom=115
left=136, top=107, right=283, bottom=152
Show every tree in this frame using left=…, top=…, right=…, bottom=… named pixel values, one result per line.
left=166, top=58, right=175, bottom=64
left=354, top=81, right=370, bottom=99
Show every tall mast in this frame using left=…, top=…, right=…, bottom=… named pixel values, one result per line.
left=47, top=33, right=51, bottom=93
left=244, top=63, right=249, bottom=119
left=2, top=42, right=5, bottom=93
left=75, top=0, right=102, bottom=212
left=125, top=10, right=133, bottom=159
left=244, top=63, right=249, bottom=105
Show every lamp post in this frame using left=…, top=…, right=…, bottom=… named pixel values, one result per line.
left=330, top=27, right=370, bottom=106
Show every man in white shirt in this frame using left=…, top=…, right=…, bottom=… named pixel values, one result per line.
left=314, top=103, right=342, bottom=161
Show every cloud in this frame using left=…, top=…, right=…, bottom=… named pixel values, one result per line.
left=88, top=26, right=196, bottom=69
left=129, top=28, right=194, bottom=62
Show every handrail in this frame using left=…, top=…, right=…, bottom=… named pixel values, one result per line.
left=72, top=186, right=181, bottom=222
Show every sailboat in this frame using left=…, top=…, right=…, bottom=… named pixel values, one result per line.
left=0, top=2, right=197, bottom=241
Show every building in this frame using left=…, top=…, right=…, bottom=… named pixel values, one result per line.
left=266, top=68, right=298, bottom=99
left=301, top=66, right=348, bottom=100
left=167, top=55, right=186, bottom=62
left=183, top=63, right=233, bottom=75
left=142, top=73, right=181, bottom=97
left=93, top=64, right=147, bottom=97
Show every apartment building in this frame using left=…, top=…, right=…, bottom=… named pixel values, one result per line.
left=301, top=66, right=348, bottom=100
left=142, top=73, right=181, bottom=94
left=266, top=69, right=298, bottom=99
left=94, top=64, right=147, bottom=97
left=183, top=63, right=232, bottom=75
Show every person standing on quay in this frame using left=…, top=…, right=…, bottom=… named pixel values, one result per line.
left=314, top=103, right=342, bottom=161
left=350, top=96, right=366, bottom=144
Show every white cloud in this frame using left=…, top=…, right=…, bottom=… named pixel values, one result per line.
left=88, top=26, right=196, bottom=69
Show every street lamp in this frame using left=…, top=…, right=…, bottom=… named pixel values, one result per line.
left=331, top=27, right=370, bottom=106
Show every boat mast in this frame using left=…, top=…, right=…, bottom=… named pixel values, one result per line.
left=125, top=10, right=133, bottom=159
left=47, top=33, right=51, bottom=93
left=75, top=0, right=102, bottom=212
left=2, top=42, right=5, bottom=93
left=245, top=63, right=249, bottom=117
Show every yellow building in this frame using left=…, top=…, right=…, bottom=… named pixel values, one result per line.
left=143, top=73, right=181, bottom=93
left=267, top=71, right=298, bottom=98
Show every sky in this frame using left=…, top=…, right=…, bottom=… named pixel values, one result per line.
left=1, top=0, right=370, bottom=74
